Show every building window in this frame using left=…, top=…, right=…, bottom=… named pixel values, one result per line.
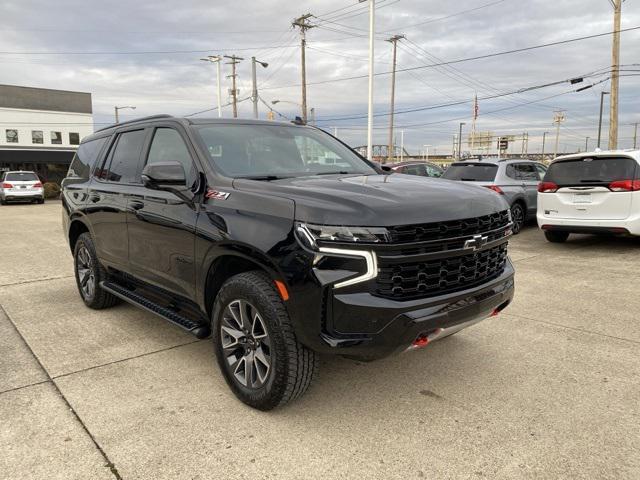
left=32, top=130, right=44, bottom=144
left=69, top=132, right=80, bottom=145
left=51, top=131, right=62, bottom=145
left=6, top=129, right=18, bottom=143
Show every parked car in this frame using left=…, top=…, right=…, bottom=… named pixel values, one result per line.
left=537, top=150, right=640, bottom=242
left=0, top=170, right=44, bottom=204
left=387, top=161, right=444, bottom=178
left=441, top=158, right=547, bottom=234
left=62, top=115, right=514, bottom=410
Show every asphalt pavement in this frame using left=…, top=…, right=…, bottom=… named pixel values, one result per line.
left=1, top=202, right=639, bottom=479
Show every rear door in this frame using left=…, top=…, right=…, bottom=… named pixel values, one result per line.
left=541, top=156, right=637, bottom=220
left=86, top=128, right=148, bottom=269
left=512, top=163, right=541, bottom=214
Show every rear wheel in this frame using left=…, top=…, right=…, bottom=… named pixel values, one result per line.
left=37, top=198, right=45, bottom=204
left=544, top=230, right=569, bottom=243
left=73, top=233, right=119, bottom=309
left=510, top=202, right=525, bottom=234
left=212, top=271, right=319, bottom=410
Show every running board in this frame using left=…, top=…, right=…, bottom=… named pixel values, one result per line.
left=100, top=281, right=211, bottom=339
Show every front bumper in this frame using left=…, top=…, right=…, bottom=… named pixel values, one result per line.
left=311, top=259, right=515, bottom=361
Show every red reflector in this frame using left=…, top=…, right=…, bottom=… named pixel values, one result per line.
left=412, top=335, right=430, bottom=348
left=2, top=182, right=13, bottom=188
left=608, top=180, right=640, bottom=192
left=538, top=181, right=558, bottom=193
left=274, top=280, right=289, bottom=301
left=490, top=308, right=500, bottom=317
left=484, top=185, right=504, bottom=194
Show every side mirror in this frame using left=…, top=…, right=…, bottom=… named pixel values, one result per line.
left=141, top=162, right=186, bottom=191
left=380, top=165, right=392, bottom=172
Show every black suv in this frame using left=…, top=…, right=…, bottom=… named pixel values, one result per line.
left=62, top=115, right=515, bottom=410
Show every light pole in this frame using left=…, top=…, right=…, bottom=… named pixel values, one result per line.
left=200, top=56, right=223, bottom=118
left=585, top=136, right=590, bottom=152
left=114, top=105, right=135, bottom=123
left=423, top=144, right=432, bottom=162
left=541, top=131, right=549, bottom=160
left=359, top=0, right=375, bottom=160
left=597, top=91, right=610, bottom=148
left=251, top=57, right=269, bottom=119
left=457, top=122, right=466, bottom=160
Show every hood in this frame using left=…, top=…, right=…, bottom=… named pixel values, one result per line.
left=233, top=174, right=509, bottom=226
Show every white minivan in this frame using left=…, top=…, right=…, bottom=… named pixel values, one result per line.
left=537, top=150, right=640, bottom=242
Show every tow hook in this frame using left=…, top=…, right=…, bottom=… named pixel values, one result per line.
left=408, top=328, right=444, bottom=351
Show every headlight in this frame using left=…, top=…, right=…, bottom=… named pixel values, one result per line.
left=295, top=222, right=380, bottom=289
left=296, top=222, right=390, bottom=245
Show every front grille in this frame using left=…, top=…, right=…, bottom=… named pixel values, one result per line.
left=372, top=210, right=510, bottom=300
left=387, top=210, right=510, bottom=243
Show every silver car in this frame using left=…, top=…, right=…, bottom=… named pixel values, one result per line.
left=441, top=158, right=547, bottom=233
left=0, top=171, right=45, bottom=205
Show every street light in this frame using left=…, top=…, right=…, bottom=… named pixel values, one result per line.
left=457, top=122, right=466, bottom=160
left=423, top=144, right=432, bottom=161
left=200, top=56, right=223, bottom=118
left=597, top=91, right=610, bottom=148
left=251, top=57, right=269, bottom=119
left=114, top=105, right=136, bottom=123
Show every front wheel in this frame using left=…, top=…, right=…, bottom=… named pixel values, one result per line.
left=212, top=271, right=319, bottom=410
left=510, top=203, right=525, bottom=234
left=73, top=233, right=120, bottom=309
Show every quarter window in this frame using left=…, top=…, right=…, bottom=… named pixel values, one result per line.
left=104, top=129, right=146, bottom=183
left=51, top=131, right=62, bottom=145
left=32, top=130, right=43, bottom=144
left=6, top=129, right=18, bottom=143
left=67, top=137, right=108, bottom=180
left=146, top=128, right=197, bottom=187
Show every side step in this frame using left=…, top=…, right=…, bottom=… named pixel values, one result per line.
left=100, top=281, right=211, bottom=339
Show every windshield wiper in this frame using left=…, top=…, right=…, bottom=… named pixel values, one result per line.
left=314, top=171, right=352, bottom=175
left=236, top=175, right=291, bottom=181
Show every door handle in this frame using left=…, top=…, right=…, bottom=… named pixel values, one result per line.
left=130, top=200, right=145, bottom=210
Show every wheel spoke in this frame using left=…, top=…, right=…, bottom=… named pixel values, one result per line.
left=226, top=301, right=244, bottom=331
left=86, top=275, right=95, bottom=297
left=254, top=345, right=270, bottom=384
left=221, top=325, right=244, bottom=350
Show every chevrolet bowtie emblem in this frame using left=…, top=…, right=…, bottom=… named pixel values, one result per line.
left=464, top=234, right=489, bottom=251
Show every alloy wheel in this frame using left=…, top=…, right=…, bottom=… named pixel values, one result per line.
left=221, top=299, right=272, bottom=389
left=511, top=204, right=524, bottom=234
left=76, top=246, right=96, bottom=300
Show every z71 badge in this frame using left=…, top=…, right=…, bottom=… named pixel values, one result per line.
left=205, top=189, right=230, bottom=200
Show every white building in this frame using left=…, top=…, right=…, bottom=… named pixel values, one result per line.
left=0, top=84, right=94, bottom=183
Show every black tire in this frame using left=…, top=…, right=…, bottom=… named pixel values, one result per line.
left=0, top=199, right=6, bottom=205
left=510, top=202, right=526, bottom=234
left=212, top=271, right=319, bottom=410
left=37, top=198, right=45, bottom=204
left=73, top=233, right=120, bottom=309
left=544, top=230, right=569, bottom=243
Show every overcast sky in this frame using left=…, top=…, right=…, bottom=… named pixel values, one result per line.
left=1, top=0, right=639, bottom=154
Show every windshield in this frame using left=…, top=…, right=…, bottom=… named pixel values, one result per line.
left=194, top=124, right=376, bottom=178
left=545, top=156, right=638, bottom=185
left=441, top=163, right=498, bottom=181
left=5, top=172, right=38, bottom=182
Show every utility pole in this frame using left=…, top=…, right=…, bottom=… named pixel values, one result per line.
left=386, top=34, right=404, bottom=163
left=251, top=57, right=269, bottom=119
left=541, top=132, right=548, bottom=160
left=553, top=111, right=565, bottom=159
left=633, top=123, right=638, bottom=149
left=200, top=56, right=223, bottom=118
left=597, top=91, right=610, bottom=148
left=458, top=122, right=466, bottom=160
left=359, top=0, right=375, bottom=160
left=608, top=0, right=622, bottom=150
left=400, top=130, right=404, bottom=162
left=585, top=136, right=590, bottom=151
left=292, top=14, right=314, bottom=123
left=224, top=55, right=243, bottom=118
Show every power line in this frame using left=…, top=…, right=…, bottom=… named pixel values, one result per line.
left=261, top=25, right=640, bottom=90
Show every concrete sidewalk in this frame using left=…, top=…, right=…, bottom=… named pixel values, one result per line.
left=1, top=202, right=639, bottom=479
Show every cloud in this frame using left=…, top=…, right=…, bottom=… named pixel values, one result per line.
left=1, top=0, right=638, bottom=152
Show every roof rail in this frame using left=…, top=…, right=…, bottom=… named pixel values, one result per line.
left=94, top=114, right=174, bottom=133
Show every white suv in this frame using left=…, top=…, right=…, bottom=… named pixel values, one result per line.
left=537, top=150, right=640, bottom=242
left=0, top=171, right=45, bottom=205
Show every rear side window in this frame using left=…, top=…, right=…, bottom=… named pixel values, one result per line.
left=441, top=163, right=498, bottom=181
left=514, top=163, right=540, bottom=181
left=67, top=137, right=108, bottom=180
left=545, top=157, right=638, bottom=186
left=103, top=129, right=146, bottom=183
left=5, top=172, right=38, bottom=182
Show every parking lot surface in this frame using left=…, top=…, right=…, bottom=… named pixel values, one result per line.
left=1, top=202, right=639, bottom=479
